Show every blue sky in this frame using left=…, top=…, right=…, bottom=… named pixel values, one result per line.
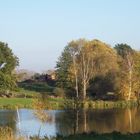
left=0, top=0, right=140, bottom=72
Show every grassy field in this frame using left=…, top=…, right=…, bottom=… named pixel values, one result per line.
left=13, top=88, right=41, bottom=98
left=0, top=98, right=33, bottom=109
left=0, top=97, right=65, bottom=109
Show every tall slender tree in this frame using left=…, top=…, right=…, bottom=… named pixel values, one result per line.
left=115, top=44, right=139, bottom=100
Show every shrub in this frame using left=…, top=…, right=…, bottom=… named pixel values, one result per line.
left=53, top=87, right=65, bottom=97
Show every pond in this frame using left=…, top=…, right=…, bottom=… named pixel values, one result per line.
left=0, top=108, right=140, bottom=138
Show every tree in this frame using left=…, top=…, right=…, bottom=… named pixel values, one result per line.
left=133, top=52, right=140, bottom=99
left=0, top=42, right=19, bottom=92
left=115, top=44, right=140, bottom=100
left=53, top=87, right=65, bottom=97
left=66, top=39, right=87, bottom=98
left=56, top=39, right=118, bottom=100
left=56, top=46, right=73, bottom=89
left=88, top=70, right=120, bottom=99
left=78, top=40, right=118, bottom=99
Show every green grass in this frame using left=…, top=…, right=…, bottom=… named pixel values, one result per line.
left=0, top=98, right=33, bottom=109
left=13, top=88, right=41, bottom=98
left=0, top=97, right=65, bottom=109
left=0, top=87, right=41, bottom=98
left=0, top=97, right=139, bottom=110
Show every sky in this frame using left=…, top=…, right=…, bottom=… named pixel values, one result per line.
left=0, top=0, right=140, bottom=72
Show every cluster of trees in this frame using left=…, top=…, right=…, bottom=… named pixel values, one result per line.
left=0, top=39, right=140, bottom=101
left=0, top=42, right=18, bottom=93
left=56, top=39, right=140, bottom=100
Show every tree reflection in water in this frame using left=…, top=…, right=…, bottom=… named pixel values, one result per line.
left=55, top=108, right=140, bottom=136
left=1, top=108, right=140, bottom=137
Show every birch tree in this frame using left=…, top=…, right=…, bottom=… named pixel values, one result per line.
left=68, top=40, right=96, bottom=99
left=78, top=43, right=95, bottom=99
left=114, top=44, right=138, bottom=100
left=56, top=39, right=118, bottom=99
left=70, top=40, right=118, bottom=99
left=69, top=43, right=80, bottom=98
left=126, top=51, right=134, bottom=100
left=78, top=40, right=118, bottom=99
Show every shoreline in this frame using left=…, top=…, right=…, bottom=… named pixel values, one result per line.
left=0, top=98, right=139, bottom=110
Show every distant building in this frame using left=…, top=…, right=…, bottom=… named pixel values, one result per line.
left=46, top=70, right=56, bottom=80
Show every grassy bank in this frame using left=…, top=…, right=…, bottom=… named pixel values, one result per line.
left=82, top=100, right=139, bottom=109
left=0, top=98, right=33, bottom=109
left=63, top=99, right=140, bottom=110
left=2, top=128, right=140, bottom=140
left=1, top=125, right=140, bottom=140
left=38, top=132, right=140, bottom=140
left=0, top=97, right=65, bottom=109
left=0, top=97, right=139, bottom=110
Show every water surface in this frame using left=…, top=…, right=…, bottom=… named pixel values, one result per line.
left=0, top=108, right=140, bottom=137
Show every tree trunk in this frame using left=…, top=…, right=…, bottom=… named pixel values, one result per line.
left=75, top=75, right=79, bottom=98
left=128, top=70, right=132, bottom=100
left=73, top=56, right=79, bottom=98
left=83, top=81, right=87, bottom=100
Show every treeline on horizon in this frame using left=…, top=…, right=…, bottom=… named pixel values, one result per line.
left=0, top=39, right=140, bottom=101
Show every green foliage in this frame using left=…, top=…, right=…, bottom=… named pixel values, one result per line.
left=114, top=43, right=133, bottom=58
left=53, top=87, right=65, bottom=97
left=0, top=72, right=17, bottom=91
left=0, top=42, right=19, bottom=74
left=19, top=82, right=54, bottom=92
left=88, top=71, right=120, bottom=99
left=56, top=46, right=73, bottom=89
left=0, top=42, right=18, bottom=92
